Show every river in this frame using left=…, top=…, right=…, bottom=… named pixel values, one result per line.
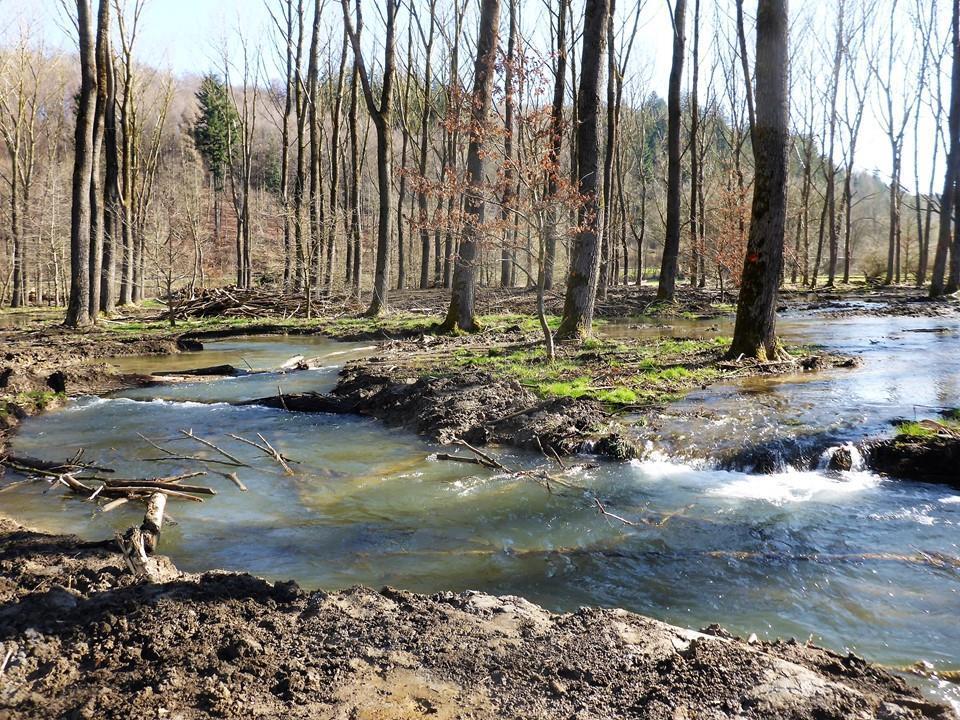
left=2, top=312, right=958, bottom=709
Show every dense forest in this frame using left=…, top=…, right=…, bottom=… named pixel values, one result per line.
left=1, top=0, right=957, bottom=325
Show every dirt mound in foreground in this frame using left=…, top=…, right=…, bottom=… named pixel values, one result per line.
left=0, top=516, right=952, bottom=720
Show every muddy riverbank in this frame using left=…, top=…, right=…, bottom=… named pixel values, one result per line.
left=0, top=514, right=954, bottom=720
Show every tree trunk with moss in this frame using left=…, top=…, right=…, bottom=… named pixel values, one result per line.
left=555, top=0, right=609, bottom=340
left=727, top=0, right=790, bottom=361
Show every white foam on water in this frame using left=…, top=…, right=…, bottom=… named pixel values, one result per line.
left=707, top=469, right=880, bottom=505
left=817, top=443, right=865, bottom=471
left=941, top=496, right=960, bottom=505
left=64, top=396, right=242, bottom=412
left=630, top=455, right=881, bottom=505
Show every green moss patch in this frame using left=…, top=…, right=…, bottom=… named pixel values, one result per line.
left=418, top=335, right=731, bottom=408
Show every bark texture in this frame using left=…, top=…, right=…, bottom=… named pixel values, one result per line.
left=727, top=0, right=790, bottom=360
left=556, top=0, right=610, bottom=340
left=440, top=0, right=502, bottom=332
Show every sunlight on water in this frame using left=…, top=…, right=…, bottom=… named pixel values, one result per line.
left=2, top=328, right=959, bottom=708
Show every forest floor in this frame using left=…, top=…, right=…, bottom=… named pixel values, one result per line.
left=0, top=513, right=955, bottom=720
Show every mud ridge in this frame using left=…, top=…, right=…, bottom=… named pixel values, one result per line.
left=0, top=515, right=953, bottom=720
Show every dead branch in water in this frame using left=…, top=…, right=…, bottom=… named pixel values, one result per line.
left=218, top=471, right=248, bottom=491
left=178, top=429, right=251, bottom=467
left=137, top=432, right=245, bottom=467
left=228, top=433, right=296, bottom=475
left=434, top=453, right=486, bottom=466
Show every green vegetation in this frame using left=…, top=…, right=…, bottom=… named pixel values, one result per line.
left=434, top=335, right=730, bottom=407
left=895, top=416, right=960, bottom=439
left=1, top=391, right=66, bottom=416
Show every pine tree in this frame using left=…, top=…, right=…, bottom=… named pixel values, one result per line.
left=192, top=74, right=238, bottom=190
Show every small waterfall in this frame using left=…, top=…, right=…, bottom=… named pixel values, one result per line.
left=818, top=443, right=864, bottom=472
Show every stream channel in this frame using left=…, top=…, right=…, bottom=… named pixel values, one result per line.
left=2, top=309, right=959, bottom=709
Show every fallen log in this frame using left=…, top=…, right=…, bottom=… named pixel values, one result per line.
left=0, top=453, right=113, bottom=475
left=152, top=364, right=250, bottom=377
left=238, top=392, right=354, bottom=414
left=434, top=453, right=485, bottom=466
left=141, top=492, right=166, bottom=554
left=102, top=479, right=216, bottom=496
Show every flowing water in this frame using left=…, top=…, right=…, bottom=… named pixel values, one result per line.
left=2, top=319, right=959, bottom=709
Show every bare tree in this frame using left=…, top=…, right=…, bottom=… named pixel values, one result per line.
left=65, top=0, right=99, bottom=327
left=0, top=33, right=46, bottom=307
left=556, top=0, right=610, bottom=339
left=930, top=0, right=960, bottom=296
left=656, top=0, right=686, bottom=301
left=728, top=0, right=790, bottom=360
left=869, top=0, right=918, bottom=285
left=439, top=0, right=502, bottom=332
left=341, top=0, right=401, bottom=316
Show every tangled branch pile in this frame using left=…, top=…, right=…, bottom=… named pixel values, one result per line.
left=161, top=286, right=362, bottom=320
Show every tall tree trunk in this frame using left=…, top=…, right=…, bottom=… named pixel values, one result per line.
left=499, top=0, right=517, bottom=288
left=824, top=0, right=845, bottom=286
left=599, top=0, right=618, bottom=297
left=66, top=0, right=98, bottom=328
left=307, top=0, right=322, bottom=303
left=556, top=0, right=610, bottom=340
left=688, top=0, right=701, bottom=288
left=100, top=51, right=119, bottom=313
left=440, top=0, right=501, bottom=332
left=657, top=0, right=686, bottom=301
left=293, top=0, right=307, bottom=291
left=937, top=0, right=960, bottom=295
left=347, top=65, right=361, bottom=293
left=341, top=0, right=399, bottom=316
left=325, top=34, right=348, bottom=292
left=415, top=1, right=437, bottom=289
left=88, top=0, right=110, bottom=320
left=728, top=0, right=790, bottom=360
left=543, top=0, right=568, bottom=291
left=281, top=0, right=295, bottom=289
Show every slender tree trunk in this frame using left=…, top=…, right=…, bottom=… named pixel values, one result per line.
left=556, top=0, right=610, bottom=340
left=825, top=1, right=844, bottom=286
left=937, top=2, right=960, bottom=296
left=341, top=0, right=399, bottom=316
left=88, top=0, right=110, bottom=320
left=100, top=51, right=119, bottom=313
left=347, top=65, right=361, bottom=293
left=728, top=0, right=790, bottom=360
left=599, top=0, right=618, bottom=297
left=325, top=34, right=348, bottom=292
left=307, top=0, right=322, bottom=303
left=657, top=0, right=686, bottom=301
left=688, top=0, right=701, bottom=288
left=293, top=2, right=307, bottom=291
left=415, top=2, right=437, bottom=289
left=440, top=0, right=501, bottom=332
left=499, top=0, right=517, bottom=288
left=66, top=0, right=98, bottom=328
left=543, top=0, right=568, bottom=291
left=281, top=0, right=295, bottom=289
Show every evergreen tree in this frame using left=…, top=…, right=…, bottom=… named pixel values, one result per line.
left=192, top=74, right=238, bottom=190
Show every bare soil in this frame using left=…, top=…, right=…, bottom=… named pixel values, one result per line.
left=0, top=515, right=953, bottom=720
